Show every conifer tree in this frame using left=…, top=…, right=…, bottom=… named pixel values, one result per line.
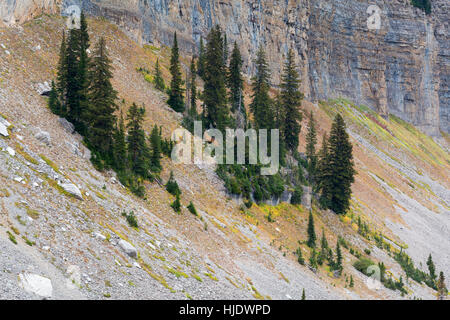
left=149, top=124, right=162, bottom=173
left=437, top=272, right=447, bottom=300
left=250, top=47, right=274, bottom=130
left=427, top=254, right=436, bottom=280
left=325, top=114, right=355, bottom=214
left=297, top=247, right=305, bottom=265
left=227, top=42, right=246, bottom=128
left=126, top=103, right=151, bottom=179
left=76, top=12, right=90, bottom=135
left=349, top=275, right=354, bottom=288
left=171, top=194, right=182, bottom=213
left=309, top=248, right=318, bottom=269
left=154, top=58, right=165, bottom=92
left=113, top=111, right=128, bottom=172
left=48, top=80, right=61, bottom=115
left=203, top=26, right=230, bottom=131
left=307, top=210, right=316, bottom=248
left=86, top=37, right=118, bottom=159
left=166, top=171, right=181, bottom=196
left=65, top=27, right=82, bottom=125
left=279, top=48, right=303, bottom=152
left=319, top=228, right=329, bottom=264
left=301, top=289, right=306, bottom=300
left=306, top=111, right=317, bottom=182
left=168, top=32, right=185, bottom=112
left=197, top=36, right=206, bottom=79
left=223, top=33, right=228, bottom=65
left=316, top=134, right=332, bottom=208
left=335, top=241, right=343, bottom=274
left=189, top=57, right=197, bottom=117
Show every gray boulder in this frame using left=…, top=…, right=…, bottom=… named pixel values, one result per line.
left=0, top=122, right=8, bottom=137
left=18, top=273, right=53, bottom=299
left=58, top=118, right=75, bottom=134
left=118, top=239, right=137, bottom=258
left=35, top=131, right=51, bottom=146
left=59, top=183, right=83, bottom=200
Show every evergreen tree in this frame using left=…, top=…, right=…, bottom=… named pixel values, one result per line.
left=307, top=210, right=316, bottom=248
left=149, top=124, right=162, bottom=173
left=48, top=80, right=61, bottom=114
left=427, top=254, right=436, bottom=280
left=227, top=42, right=246, bottom=128
left=197, top=36, right=206, bottom=79
left=318, top=228, right=329, bottom=264
left=223, top=33, right=228, bottom=65
left=309, top=248, right=318, bottom=269
left=437, top=272, right=447, bottom=300
left=113, top=111, right=128, bottom=172
left=166, top=171, right=181, bottom=196
left=189, top=57, right=197, bottom=117
left=297, top=247, right=305, bottom=265
left=86, top=37, right=118, bottom=159
left=168, top=32, right=185, bottom=112
left=306, top=111, right=317, bottom=183
left=203, top=25, right=230, bottom=131
left=301, top=288, right=306, bottom=300
left=250, top=47, right=274, bottom=130
left=171, top=194, right=182, bottom=213
left=349, top=275, right=354, bottom=288
left=126, top=103, right=151, bottom=179
left=325, top=114, right=356, bottom=214
left=154, top=58, right=165, bottom=92
left=335, top=241, right=343, bottom=274
left=279, top=48, right=303, bottom=152
left=65, top=27, right=82, bottom=125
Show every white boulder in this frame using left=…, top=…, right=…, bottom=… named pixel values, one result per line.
left=59, top=183, right=83, bottom=200
left=118, top=239, right=137, bottom=258
left=6, top=146, right=15, bottom=156
left=19, top=273, right=53, bottom=299
left=35, top=131, right=51, bottom=146
left=0, top=122, right=8, bottom=137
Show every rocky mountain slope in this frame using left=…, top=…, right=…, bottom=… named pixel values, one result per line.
left=0, top=14, right=448, bottom=300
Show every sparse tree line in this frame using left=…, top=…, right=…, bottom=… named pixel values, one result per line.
left=164, top=26, right=355, bottom=215
left=49, top=13, right=172, bottom=197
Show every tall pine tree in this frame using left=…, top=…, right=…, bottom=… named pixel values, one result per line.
left=113, top=111, right=128, bottom=172
left=126, top=103, right=151, bottom=179
left=149, top=124, right=162, bottom=173
left=306, top=111, right=317, bottom=183
left=325, top=114, right=355, bottom=214
left=167, top=32, right=185, bottom=112
left=307, top=210, right=316, bottom=248
left=279, top=48, right=303, bottom=152
left=154, top=58, right=165, bottom=92
left=203, top=26, right=230, bottom=132
left=197, top=36, right=206, bottom=79
left=227, top=41, right=246, bottom=128
left=250, top=47, right=274, bottom=130
left=86, top=37, right=118, bottom=159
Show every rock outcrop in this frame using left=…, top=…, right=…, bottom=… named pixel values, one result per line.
left=1, top=0, right=448, bottom=136
left=0, top=0, right=61, bottom=26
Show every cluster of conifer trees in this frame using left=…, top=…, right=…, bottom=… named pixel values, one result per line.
left=165, top=25, right=355, bottom=214
left=49, top=13, right=171, bottom=197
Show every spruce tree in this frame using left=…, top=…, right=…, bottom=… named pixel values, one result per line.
left=227, top=42, right=246, bottom=128
left=307, top=210, right=316, bottom=248
left=349, top=275, right=354, bottom=288
left=223, top=33, right=228, bottom=65
left=427, top=254, right=437, bottom=280
left=86, top=37, right=118, bottom=159
left=279, top=48, right=303, bottom=152
left=297, top=247, right=305, bottom=265
left=189, top=57, right=197, bottom=117
left=48, top=80, right=61, bottom=115
left=203, top=25, right=230, bottom=131
left=319, top=228, right=329, bottom=264
left=306, top=111, right=317, bottom=183
left=316, top=134, right=332, bottom=208
left=326, top=114, right=356, bottom=214
left=76, top=11, right=90, bottom=135
left=335, top=241, right=343, bottom=274
left=149, top=124, right=162, bottom=173
left=171, top=194, right=182, bottom=213
left=250, top=47, right=274, bottom=130
left=113, top=111, right=128, bottom=172
left=126, top=103, right=151, bottom=179
left=301, top=289, right=306, bottom=300
left=154, top=58, right=165, bottom=92
left=168, top=32, right=185, bottom=112
left=65, top=27, right=82, bottom=125
left=437, top=272, right=447, bottom=300
left=166, top=171, right=181, bottom=196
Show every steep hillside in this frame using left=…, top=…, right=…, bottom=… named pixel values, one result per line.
left=0, top=14, right=448, bottom=300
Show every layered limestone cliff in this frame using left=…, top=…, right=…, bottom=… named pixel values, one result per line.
left=1, top=0, right=449, bottom=136
left=0, top=0, right=61, bottom=26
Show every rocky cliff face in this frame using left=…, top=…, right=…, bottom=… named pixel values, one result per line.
left=0, top=0, right=61, bottom=26
left=1, top=0, right=449, bottom=136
